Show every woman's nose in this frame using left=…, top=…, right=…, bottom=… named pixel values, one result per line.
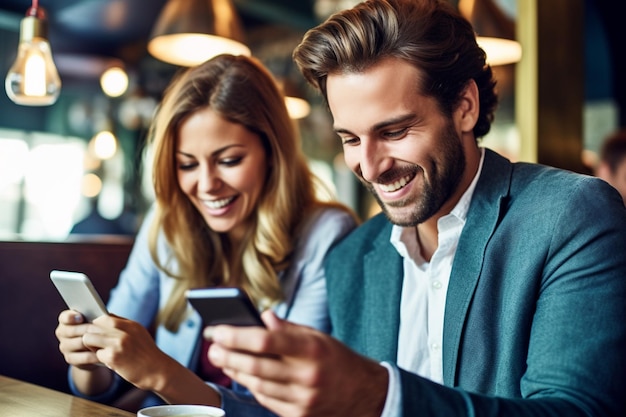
left=197, top=166, right=222, bottom=193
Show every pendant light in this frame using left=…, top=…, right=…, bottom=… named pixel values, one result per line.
left=459, top=0, right=522, bottom=66
left=5, top=0, right=62, bottom=106
left=148, top=0, right=250, bottom=67
left=278, top=79, right=311, bottom=120
left=476, top=36, right=522, bottom=66
left=285, top=96, right=311, bottom=120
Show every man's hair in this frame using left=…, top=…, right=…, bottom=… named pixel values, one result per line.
left=600, top=129, right=626, bottom=174
left=293, top=0, right=498, bottom=139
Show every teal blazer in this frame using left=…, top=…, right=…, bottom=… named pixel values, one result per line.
left=325, top=149, right=626, bottom=416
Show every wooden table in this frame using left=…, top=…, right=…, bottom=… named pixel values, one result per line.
left=0, top=375, right=134, bottom=417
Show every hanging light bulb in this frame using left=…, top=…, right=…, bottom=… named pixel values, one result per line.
left=100, top=66, right=129, bottom=98
left=5, top=0, right=62, bottom=106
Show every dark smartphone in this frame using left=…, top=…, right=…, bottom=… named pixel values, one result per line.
left=186, top=287, right=264, bottom=327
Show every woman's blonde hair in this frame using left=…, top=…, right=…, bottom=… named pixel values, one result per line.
left=148, top=54, right=328, bottom=331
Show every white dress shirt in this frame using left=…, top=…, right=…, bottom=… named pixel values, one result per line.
left=380, top=148, right=485, bottom=416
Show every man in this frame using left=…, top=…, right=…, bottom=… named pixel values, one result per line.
left=596, top=129, right=626, bottom=205
left=207, top=1, right=626, bottom=416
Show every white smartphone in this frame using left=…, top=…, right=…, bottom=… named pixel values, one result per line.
left=186, top=287, right=264, bottom=327
left=50, top=270, right=108, bottom=322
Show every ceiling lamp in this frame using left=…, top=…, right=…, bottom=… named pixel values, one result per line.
left=148, top=0, right=250, bottom=67
left=285, top=96, right=311, bottom=120
left=458, top=0, right=522, bottom=66
left=476, top=36, right=522, bottom=66
left=5, top=0, right=62, bottom=106
left=278, top=79, right=311, bottom=119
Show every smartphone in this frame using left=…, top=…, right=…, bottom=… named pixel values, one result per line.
left=186, top=287, right=264, bottom=327
left=50, top=270, right=108, bottom=322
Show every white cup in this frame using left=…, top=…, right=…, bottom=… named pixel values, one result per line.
left=137, top=404, right=225, bottom=417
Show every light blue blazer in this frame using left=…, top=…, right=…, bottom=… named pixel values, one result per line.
left=69, top=205, right=356, bottom=415
left=325, top=149, right=626, bottom=417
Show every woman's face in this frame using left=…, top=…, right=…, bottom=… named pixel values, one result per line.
left=176, top=107, right=268, bottom=243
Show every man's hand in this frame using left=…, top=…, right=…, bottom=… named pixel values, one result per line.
left=207, top=310, right=389, bottom=417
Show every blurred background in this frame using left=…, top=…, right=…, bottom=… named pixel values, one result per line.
left=0, top=0, right=623, bottom=240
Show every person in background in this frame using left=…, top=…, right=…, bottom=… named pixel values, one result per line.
left=69, top=196, right=138, bottom=236
left=204, top=1, right=626, bottom=416
left=55, top=53, right=357, bottom=415
left=596, top=128, right=626, bottom=205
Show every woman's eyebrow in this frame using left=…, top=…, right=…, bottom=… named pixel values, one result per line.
left=176, top=144, right=245, bottom=158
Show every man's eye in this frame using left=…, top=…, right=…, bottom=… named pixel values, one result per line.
left=384, top=128, right=408, bottom=138
left=341, top=137, right=359, bottom=146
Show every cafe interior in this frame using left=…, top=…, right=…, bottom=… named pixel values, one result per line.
left=0, top=0, right=624, bottom=410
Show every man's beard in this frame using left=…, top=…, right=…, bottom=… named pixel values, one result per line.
left=363, top=120, right=466, bottom=227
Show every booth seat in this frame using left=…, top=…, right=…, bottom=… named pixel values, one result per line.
left=0, top=237, right=133, bottom=393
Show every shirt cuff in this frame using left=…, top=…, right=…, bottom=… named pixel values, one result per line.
left=209, top=382, right=278, bottom=417
left=380, top=361, right=402, bottom=417
left=67, top=365, right=122, bottom=403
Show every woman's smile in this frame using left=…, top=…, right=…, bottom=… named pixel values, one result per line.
left=177, top=107, right=268, bottom=242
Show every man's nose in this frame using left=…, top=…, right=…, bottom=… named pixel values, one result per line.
left=359, top=139, right=391, bottom=183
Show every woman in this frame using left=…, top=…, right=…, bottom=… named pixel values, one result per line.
left=55, top=54, right=357, bottom=415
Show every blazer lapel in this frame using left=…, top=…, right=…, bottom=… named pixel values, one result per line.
left=442, top=149, right=512, bottom=385
left=362, top=222, right=404, bottom=362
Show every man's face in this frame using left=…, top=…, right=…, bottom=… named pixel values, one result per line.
left=327, top=58, right=468, bottom=226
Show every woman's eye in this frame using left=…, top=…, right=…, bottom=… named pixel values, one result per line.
left=177, top=161, right=197, bottom=171
left=220, top=156, right=243, bottom=166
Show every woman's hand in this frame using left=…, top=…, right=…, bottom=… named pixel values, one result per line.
left=83, top=314, right=173, bottom=392
left=55, top=309, right=115, bottom=396
left=59, top=312, right=221, bottom=405
left=55, top=310, right=100, bottom=370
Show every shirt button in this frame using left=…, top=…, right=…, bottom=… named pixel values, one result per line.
left=431, top=343, right=441, bottom=351
left=432, top=280, right=442, bottom=289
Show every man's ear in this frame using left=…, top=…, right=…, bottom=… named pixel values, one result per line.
left=456, top=79, right=480, bottom=133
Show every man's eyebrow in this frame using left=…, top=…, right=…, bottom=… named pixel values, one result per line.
left=333, top=127, right=353, bottom=135
left=333, top=113, right=418, bottom=135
